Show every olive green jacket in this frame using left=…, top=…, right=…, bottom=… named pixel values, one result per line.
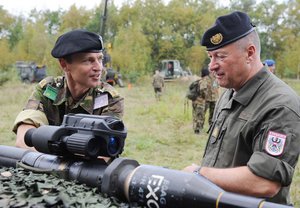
left=202, top=67, right=300, bottom=205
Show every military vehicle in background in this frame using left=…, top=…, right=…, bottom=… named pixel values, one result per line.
left=104, top=64, right=124, bottom=87
left=158, top=59, right=191, bottom=80
left=15, top=61, right=46, bottom=83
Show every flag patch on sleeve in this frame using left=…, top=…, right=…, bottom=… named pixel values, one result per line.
left=265, top=131, right=287, bottom=156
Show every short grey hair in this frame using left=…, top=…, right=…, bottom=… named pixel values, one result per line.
left=235, top=30, right=261, bottom=55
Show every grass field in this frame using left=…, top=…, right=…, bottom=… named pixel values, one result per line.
left=0, top=75, right=299, bottom=206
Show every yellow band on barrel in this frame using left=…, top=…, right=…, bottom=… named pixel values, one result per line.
left=216, top=192, right=224, bottom=208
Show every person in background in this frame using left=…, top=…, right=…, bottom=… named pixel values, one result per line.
left=152, top=69, right=164, bottom=101
left=13, top=29, right=124, bottom=150
left=204, top=68, right=219, bottom=126
left=183, top=11, right=300, bottom=205
left=264, top=59, right=276, bottom=73
left=191, top=68, right=209, bottom=134
left=167, top=62, right=174, bottom=76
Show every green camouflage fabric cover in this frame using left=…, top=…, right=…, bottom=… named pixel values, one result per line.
left=13, top=76, right=124, bottom=132
left=0, top=167, right=137, bottom=208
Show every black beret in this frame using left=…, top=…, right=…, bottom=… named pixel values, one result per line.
left=201, top=11, right=255, bottom=51
left=51, top=29, right=103, bottom=58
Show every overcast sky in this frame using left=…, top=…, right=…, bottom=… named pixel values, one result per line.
left=0, top=0, right=126, bottom=15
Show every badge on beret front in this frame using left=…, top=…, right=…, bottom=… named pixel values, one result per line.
left=265, top=131, right=286, bottom=156
left=210, top=33, right=223, bottom=45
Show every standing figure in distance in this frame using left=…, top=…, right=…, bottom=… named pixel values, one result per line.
left=191, top=67, right=217, bottom=134
left=13, top=29, right=124, bottom=150
left=167, top=62, right=174, bottom=76
left=264, top=59, right=276, bottom=74
left=191, top=68, right=208, bottom=134
left=152, top=69, right=164, bottom=101
left=184, top=11, right=300, bottom=205
left=204, top=67, right=219, bottom=127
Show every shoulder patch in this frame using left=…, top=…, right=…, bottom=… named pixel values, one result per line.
left=43, top=85, right=58, bottom=101
left=39, top=76, right=64, bottom=89
left=265, top=131, right=287, bottom=156
left=98, top=82, right=120, bottom=98
left=39, top=76, right=55, bottom=89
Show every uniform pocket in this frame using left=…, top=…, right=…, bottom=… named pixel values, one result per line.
left=202, top=117, right=227, bottom=166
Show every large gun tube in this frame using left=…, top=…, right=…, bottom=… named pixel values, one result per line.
left=102, top=158, right=293, bottom=208
left=0, top=145, right=32, bottom=167
left=0, top=145, right=108, bottom=188
left=0, top=146, right=292, bottom=208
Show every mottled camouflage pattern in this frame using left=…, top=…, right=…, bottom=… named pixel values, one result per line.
left=192, top=75, right=219, bottom=132
left=13, top=76, right=124, bottom=131
left=152, top=74, right=164, bottom=88
left=205, top=74, right=219, bottom=102
left=152, top=73, right=164, bottom=101
left=0, top=167, right=134, bottom=208
left=192, top=103, right=205, bottom=132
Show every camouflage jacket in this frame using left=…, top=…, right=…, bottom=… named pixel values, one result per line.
left=193, top=75, right=219, bottom=105
left=205, top=74, right=219, bottom=102
left=152, top=74, right=164, bottom=88
left=13, top=76, right=124, bottom=131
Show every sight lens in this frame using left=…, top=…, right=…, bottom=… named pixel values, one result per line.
left=107, top=137, right=119, bottom=156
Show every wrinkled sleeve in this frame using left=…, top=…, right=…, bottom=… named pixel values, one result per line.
left=247, top=106, right=300, bottom=186
left=103, top=96, right=124, bottom=119
left=12, top=83, right=48, bottom=133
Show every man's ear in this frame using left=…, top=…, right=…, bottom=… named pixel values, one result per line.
left=246, top=45, right=255, bottom=63
left=59, top=58, right=68, bottom=72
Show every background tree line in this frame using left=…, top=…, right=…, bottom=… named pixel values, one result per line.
left=0, top=0, right=299, bottom=82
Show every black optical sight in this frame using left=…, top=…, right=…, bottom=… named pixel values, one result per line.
left=25, top=114, right=127, bottom=159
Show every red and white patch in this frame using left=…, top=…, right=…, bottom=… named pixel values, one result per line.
left=265, top=131, right=287, bottom=156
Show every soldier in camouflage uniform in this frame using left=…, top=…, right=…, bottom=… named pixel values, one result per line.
left=192, top=68, right=212, bottom=134
left=204, top=70, right=219, bottom=126
left=152, top=70, right=164, bottom=101
left=13, top=29, right=124, bottom=149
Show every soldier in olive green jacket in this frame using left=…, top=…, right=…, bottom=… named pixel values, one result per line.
left=13, top=29, right=124, bottom=150
left=184, top=11, right=300, bottom=205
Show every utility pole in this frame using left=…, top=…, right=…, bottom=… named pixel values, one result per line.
left=100, top=0, right=108, bottom=37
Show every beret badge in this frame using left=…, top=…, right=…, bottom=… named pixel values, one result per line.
left=210, top=33, right=223, bottom=45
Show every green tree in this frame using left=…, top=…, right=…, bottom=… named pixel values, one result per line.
left=138, top=0, right=168, bottom=63
left=0, top=6, right=14, bottom=35
left=60, top=4, right=92, bottom=31
left=111, top=23, right=152, bottom=76
left=7, top=18, right=24, bottom=50
left=0, top=38, right=13, bottom=72
left=43, top=10, right=63, bottom=35
left=15, top=20, right=50, bottom=65
left=277, top=0, right=300, bottom=78
left=185, top=45, right=207, bottom=75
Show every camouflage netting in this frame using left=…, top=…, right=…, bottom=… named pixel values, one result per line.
left=0, top=167, right=134, bottom=208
